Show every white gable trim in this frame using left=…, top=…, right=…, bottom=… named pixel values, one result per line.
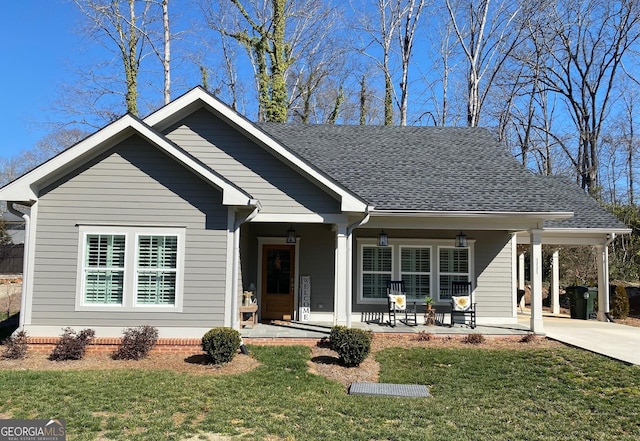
left=0, top=114, right=255, bottom=207
left=144, top=87, right=368, bottom=213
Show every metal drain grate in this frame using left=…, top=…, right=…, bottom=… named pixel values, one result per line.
left=348, top=382, right=429, bottom=398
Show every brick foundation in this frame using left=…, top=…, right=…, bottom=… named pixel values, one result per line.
left=26, top=337, right=206, bottom=355
left=25, top=336, right=330, bottom=355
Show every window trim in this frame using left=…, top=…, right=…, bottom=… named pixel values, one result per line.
left=76, top=225, right=185, bottom=312
left=357, top=238, right=473, bottom=304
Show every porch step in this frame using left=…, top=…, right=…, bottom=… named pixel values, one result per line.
left=348, top=382, right=430, bottom=398
left=269, top=320, right=332, bottom=335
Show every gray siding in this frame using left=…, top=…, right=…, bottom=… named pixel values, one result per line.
left=474, top=231, right=513, bottom=318
left=31, top=135, right=229, bottom=328
left=164, top=109, right=341, bottom=215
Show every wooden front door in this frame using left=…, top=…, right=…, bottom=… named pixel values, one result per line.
left=261, top=244, right=295, bottom=321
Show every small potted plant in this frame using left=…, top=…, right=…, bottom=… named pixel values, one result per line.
left=424, top=296, right=434, bottom=310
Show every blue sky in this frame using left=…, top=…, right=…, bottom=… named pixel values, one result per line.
left=0, top=1, right=82, bottom=160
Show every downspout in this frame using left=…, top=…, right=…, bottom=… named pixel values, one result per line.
left=345, top=213, right=371, bottom=327
left=231, top=200, right=261, bottom=330
left=7, top=203, right=30, bottom=329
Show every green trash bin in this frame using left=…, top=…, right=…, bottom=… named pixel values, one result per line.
left=566, top=286, right=596, bottom=319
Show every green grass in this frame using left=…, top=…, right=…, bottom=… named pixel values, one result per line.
left=0, top=345, right=639, bottom=440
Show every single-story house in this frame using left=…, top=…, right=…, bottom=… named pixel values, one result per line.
left=0, top=87, right=629, bottom=338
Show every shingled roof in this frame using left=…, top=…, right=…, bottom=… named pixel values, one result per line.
left=258, top=123, right=626, bottom=230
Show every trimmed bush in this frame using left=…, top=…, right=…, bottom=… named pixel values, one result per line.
left=112, top=326, right=159, bottom=360
left=49, top=328, right=95, bottom=361
left=611, top=284, right=630, bottom=319
left=2, top=330, right=28, bottom=359
left=329, top=325, right=349, bottom=352
left=201, top=327, right=241, bottom=365
left=462, top=333, right=485, bottom=345
left=329, top=326, right=372, bottom=367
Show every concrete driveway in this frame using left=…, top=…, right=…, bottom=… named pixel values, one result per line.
left=520, top=313, right=640, bottom=365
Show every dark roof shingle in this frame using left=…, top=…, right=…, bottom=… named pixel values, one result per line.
left=258, top=123, right=626, bottom=230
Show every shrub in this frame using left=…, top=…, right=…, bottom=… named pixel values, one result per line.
left=49, top=328, right=95, bottom=361
left=329, top=325, right=349, bottom=352
left=414, top=331, right=433, bottom=342
left=112, top=326, right=159, bottom=360
left=2, top=330, right=28, bottom=359
left=201, top=327, right=241, bottom=365
left=462, top=333, right=485, bottom=345
left=330, top=326, right=372, bottom=367
left=611, top=284, right=630, bottom=319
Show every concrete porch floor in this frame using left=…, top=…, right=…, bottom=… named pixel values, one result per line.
left=240, top=317, right=531, bottom=340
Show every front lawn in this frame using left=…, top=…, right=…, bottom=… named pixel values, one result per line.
left=0, top=344, right=638, bottom=440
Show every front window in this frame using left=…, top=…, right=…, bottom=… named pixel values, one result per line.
left=400, top=247, right=431, bottom=299
left=362, top=246, right=392, bottom=299
left=439, top=247, right=469, bottom=301
left=84, top=234, right=125, bottom=304
left=358, top=239, right=471, bottom=303
left=77, top=226, right=184, bottom=311
left=136, top=235, right=178, bottom=305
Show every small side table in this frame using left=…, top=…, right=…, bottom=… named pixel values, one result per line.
left=239, top=304, right=258, bottom=328
left=424, top=308, right=436, bottom=326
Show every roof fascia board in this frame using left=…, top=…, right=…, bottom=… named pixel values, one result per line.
left=369, top=210, right=574, bottom=220
left=540, top=227, right=632, bottom=235
left=144, top=87, right=368, bottom=213
left=0, top=114, right=254, bottom=207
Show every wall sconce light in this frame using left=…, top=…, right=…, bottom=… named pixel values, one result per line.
left=455, top=231, right=468, bottom=248
left=286, top=225, right=297, bottom=243
left=378, top=229, right=389, bottom=246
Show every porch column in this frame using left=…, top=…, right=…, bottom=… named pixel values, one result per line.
left=596, top=244, right=610, bottom=321
left=334, top=224, right=349, bottom=325
left=518, top=251, right=526, bottom=310
left=529, top=230, right=544, bottom=334
left=551, top=249, right=560, bottom=315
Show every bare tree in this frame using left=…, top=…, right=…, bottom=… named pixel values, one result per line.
left=72, top=0, right=161, bottom=116
left=444, top=0, right=523, bottom=127
left=395, top=0, right=427, bottom=125
left=202, top=0, right=336, bottom=123
left=526, top=0, right=640, bottom=196
left=353, top=0, right=404, bottom=125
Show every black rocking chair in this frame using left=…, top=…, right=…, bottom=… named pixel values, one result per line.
left=450, top=281, right=476, bottom=328
left=387, top=281, right=418, bottom=327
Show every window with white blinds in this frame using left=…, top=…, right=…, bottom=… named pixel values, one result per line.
left=439, top=247, right=469, bottom=300
left=136, top=235, right=178, bottom=305
left=362, top=246, right=392, bottom=299
left=77, top=226, right=184, bottom=311
left=358, top=239, right=471, bottom=303
left=400, top=247, right=431, bottom=299
left=84, top=234, right=125, bottom=304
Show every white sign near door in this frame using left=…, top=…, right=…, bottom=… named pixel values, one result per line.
left=299, top=275, right=311, bottom=322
